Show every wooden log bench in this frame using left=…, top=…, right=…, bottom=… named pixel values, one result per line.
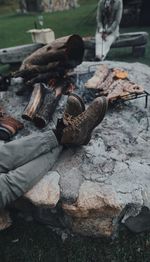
left=83, top=31, right=149, bottom=60
left=0, top=43, right=44, bottom=64
left=0, top=32, right=148, bottom=66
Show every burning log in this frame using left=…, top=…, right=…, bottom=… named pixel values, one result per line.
left=85, top=64, right=109, bottom=89
left=14, top=62, right=60, bottom=80
left=25, top=68, right=65, bottom=86
left=23, top=34, right=84, bottom=67
left=22, top=83, right=44, bottom=121
left=14, top=35, right=84, bottom=82
left=14, top=35, right=84, bottom=128
left=33, top=83, right=64, bottom=128
left=98, top=72, right=116, bottom=96
left=23, top=77, right=73, bottom=128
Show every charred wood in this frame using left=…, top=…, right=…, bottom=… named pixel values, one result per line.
left=98, top=71, right=115, bottom=93
left=0, top=74, right=11, bottom=91
left=33, top=84, right=63, bottom=128
left=20, top=35, right=84, bottom=69
left=25, top=68, right=66, bottom=86
left=22, top=83, right=44, bottom=121
left=14, top=35, right=84, bottom=82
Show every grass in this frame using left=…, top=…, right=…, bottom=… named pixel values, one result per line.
left=0, top=2, right=97, bottom=48
left=1, top=215, right=150, bottom=262
left=0, top=1, right=150, bottom=72
left=0, top=1, right=98, bottom=73
left=0, top=0, right=18, bottom=15
left=0, top=0, right=150, bottom=59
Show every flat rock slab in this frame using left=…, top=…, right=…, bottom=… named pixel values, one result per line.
left=53, top=61, right=150, bottom=237
left=1, top=61, right=150, bottom=237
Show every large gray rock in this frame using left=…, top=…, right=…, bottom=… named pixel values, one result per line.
left=53, top=61, right=150, bottom=237
left=24, top=171, right=60, bottom=207
left=1, top=61, right=150, bottom=237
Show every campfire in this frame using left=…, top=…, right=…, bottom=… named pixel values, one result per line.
left=13, top=34, right=84, bottom=128
left=0, top=35, right=149, bottom=136
left=0, top=36, right=150, bottom=237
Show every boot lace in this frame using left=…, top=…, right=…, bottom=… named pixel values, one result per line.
left=63, top=111, right=90, bottom=133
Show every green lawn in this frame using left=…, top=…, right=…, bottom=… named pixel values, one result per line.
left=0, top=2, right=150, bottom=71
left=0, top=3, right=97, bottom=48
left=1, top=215, right=150, bottom=262
left=0, top=1, right=98, bottom=73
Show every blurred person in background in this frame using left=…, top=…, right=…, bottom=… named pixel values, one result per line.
left=96, top=0, right=123, bottom=60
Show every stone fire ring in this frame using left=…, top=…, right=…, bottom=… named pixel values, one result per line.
left=2, top=61, right=150, bottom=237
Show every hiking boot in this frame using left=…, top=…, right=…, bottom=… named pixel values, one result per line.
left=54, top=93, right=85, bottom=142
left=0, top=115, right=24, bottom=141
left=63, top=93, right=85, bottom=125
left=60, top=96, right=108, bottom=145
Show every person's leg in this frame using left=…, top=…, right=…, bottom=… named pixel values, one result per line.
left=95, top=31, right=104, bottom=60
left=0, top=94, right=108, bottom=208
left=103, top=33, right=116, bottom=59
left=0, top=130, right=58, bottom=173
left=0, top=94, right=85, bottom=208
left=95, top=29, right=118, bottom=60
left=102, top=27, right=119, bottom=60
left=0, top=145, right=62, bottom=208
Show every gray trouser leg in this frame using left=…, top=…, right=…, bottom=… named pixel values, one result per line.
left=0, top=131, right=59, bottom=173
left=0, top=131, right=63, bottom=208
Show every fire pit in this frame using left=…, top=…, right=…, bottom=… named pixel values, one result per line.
left=0, top=60, right=150, bottom=238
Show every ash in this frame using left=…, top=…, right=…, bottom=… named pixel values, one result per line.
left=74, top=72, right=96, bottom=103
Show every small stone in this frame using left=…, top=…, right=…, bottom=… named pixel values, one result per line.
left=61, top=232, right=68, bottom=242
left=12, top=239, right=19, bottom=243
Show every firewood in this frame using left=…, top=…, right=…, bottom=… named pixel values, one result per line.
left=26, top=70, right=65, bottom=86
left=121, top=80, right=144, bottom=94
left=14, top=35, right=84, bottom=81
left=13, top=62, right=60, bottom=79
left=107, top=80, right=129, bottom=101
left=22, top=83, right=44, bottom=121
left=98, top=71, right=115, bottom=93
left=33, top=84, right=64, bottom=128
left=85, top=64, right=109, bottom=89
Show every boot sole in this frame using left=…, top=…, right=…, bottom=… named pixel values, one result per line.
left=68, top=93, right=85, bottom=112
